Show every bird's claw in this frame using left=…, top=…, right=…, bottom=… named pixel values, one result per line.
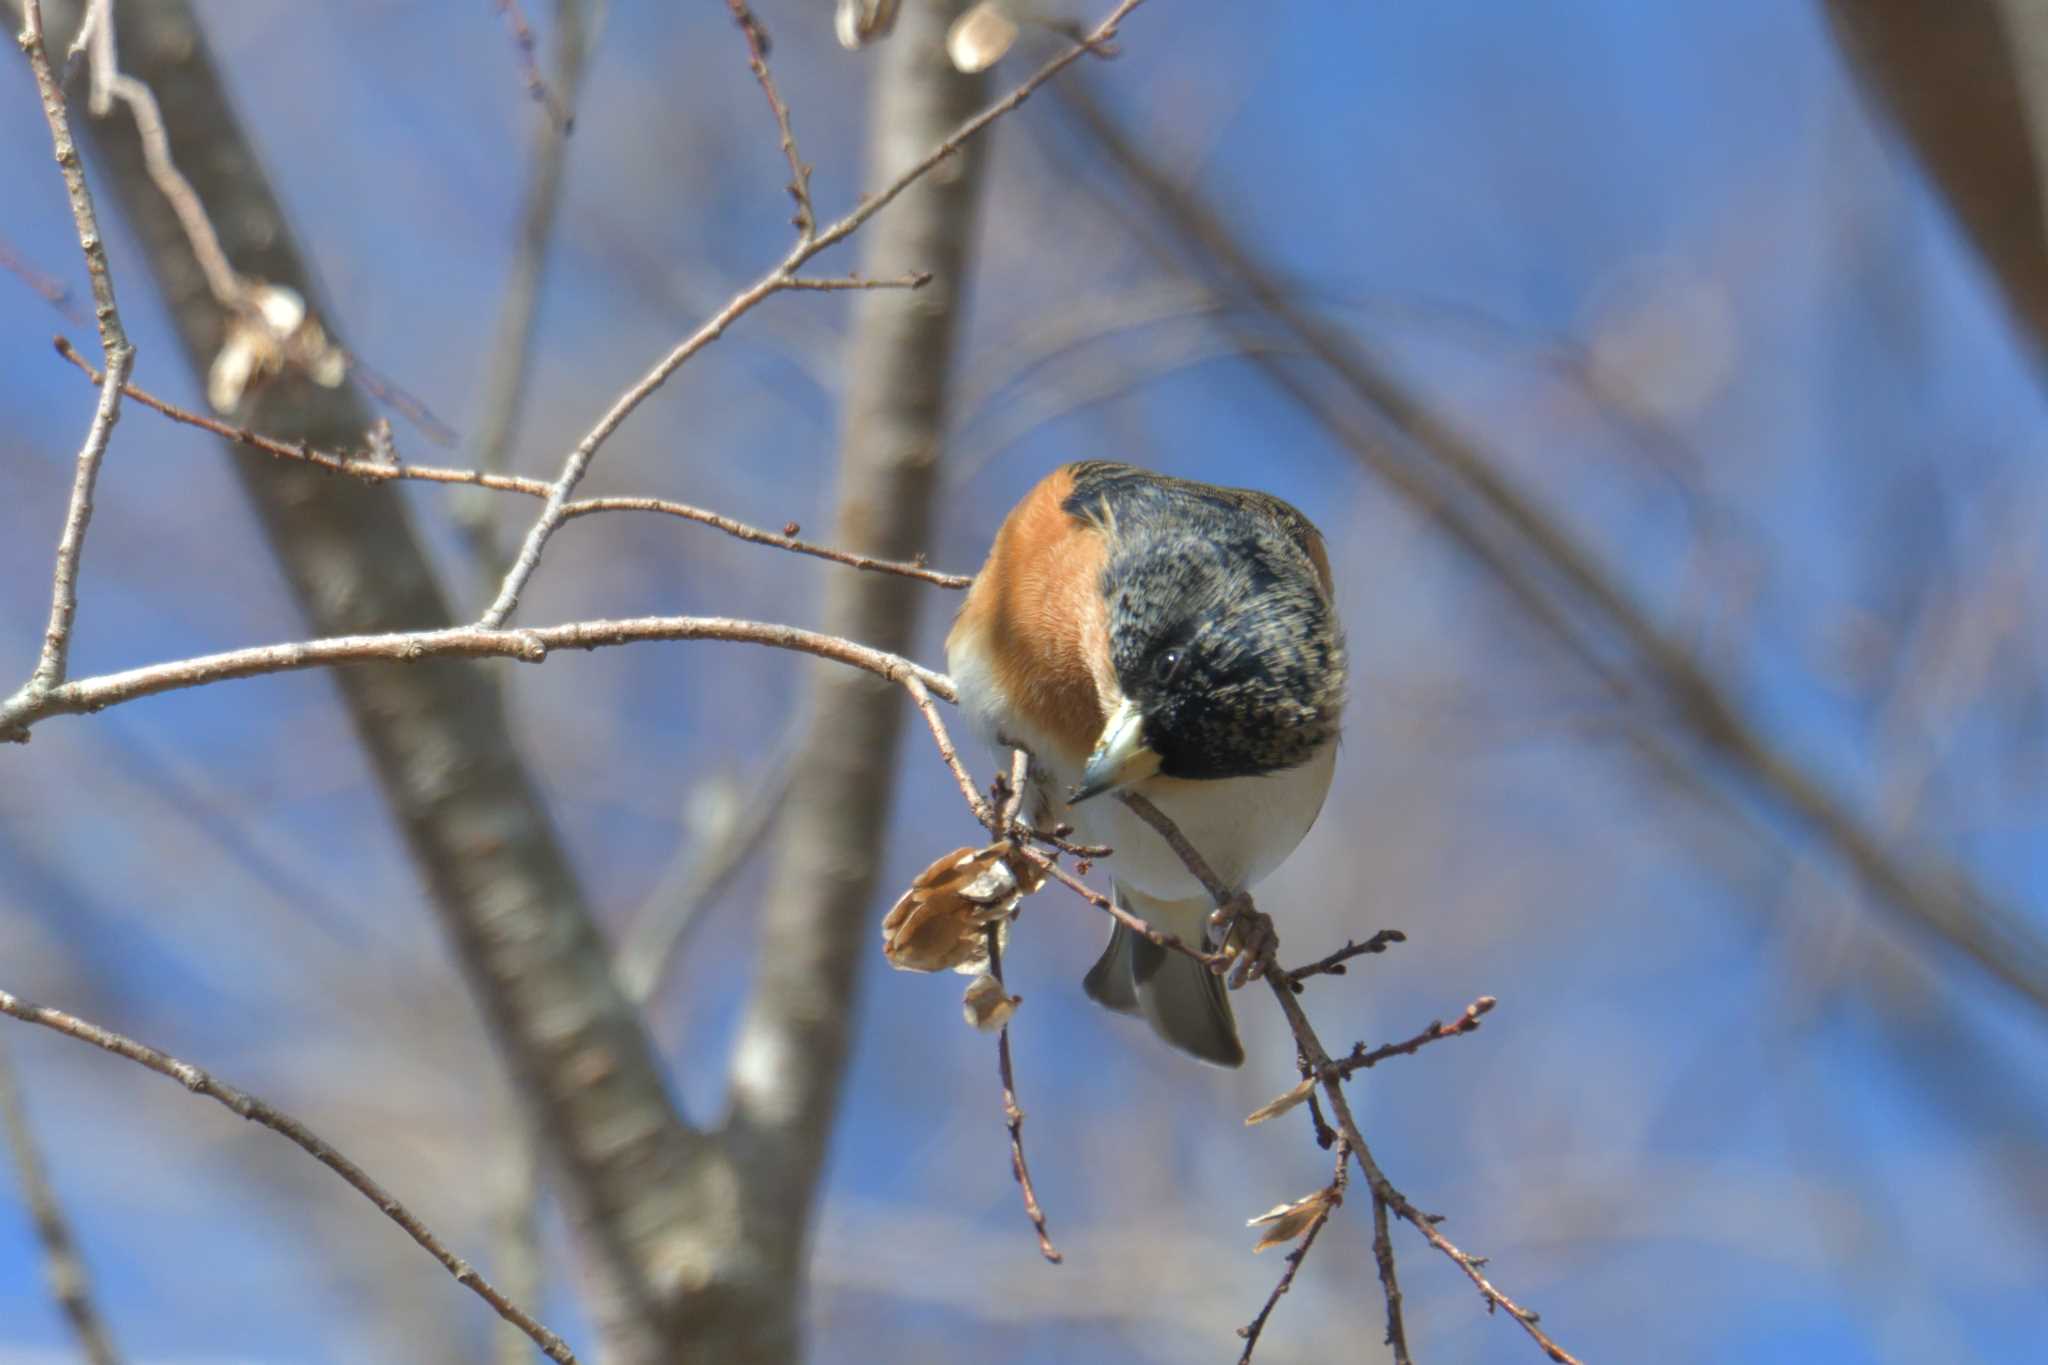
left=1208, top=895, right=1276, bottom=990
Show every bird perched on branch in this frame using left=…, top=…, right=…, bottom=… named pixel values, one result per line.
left=947, top=462, right=1347, bottom=1065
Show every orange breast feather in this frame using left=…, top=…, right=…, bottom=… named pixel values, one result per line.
left=949, top=465, right=1115, bottom=768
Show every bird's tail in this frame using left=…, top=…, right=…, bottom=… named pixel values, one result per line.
left=1082, top=884, right=1244, bottom=1067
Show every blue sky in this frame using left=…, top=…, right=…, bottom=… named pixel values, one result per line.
left=1, top=2, right=2044, bottom=1361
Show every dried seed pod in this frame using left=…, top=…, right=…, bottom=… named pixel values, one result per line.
left=1243, top=1076, right=1316, bottom=1126
left=882, top=845, right=1020, bottom=973
left=961, top=971, right=1019, bottom=1031
left=1247, top=1188, right=1336, bottom=1252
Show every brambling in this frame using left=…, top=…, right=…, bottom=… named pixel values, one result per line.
left=947, top=462, right=1346, bottom=1065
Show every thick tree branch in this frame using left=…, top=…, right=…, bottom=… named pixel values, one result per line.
left=68, top=6, right=707, bottom=1352
left=695, top=3, right=992, bottom=1356
left=1823, top=0, right=2048, bottom=360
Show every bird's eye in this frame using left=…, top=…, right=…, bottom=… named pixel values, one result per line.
left=1152, top=648, right=1185, bottom=683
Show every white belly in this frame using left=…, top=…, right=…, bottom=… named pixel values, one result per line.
left=1052, top=744, right=1337, bottom=901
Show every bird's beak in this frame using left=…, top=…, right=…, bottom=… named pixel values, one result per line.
left=1071, top=697, right=1161, bottom=804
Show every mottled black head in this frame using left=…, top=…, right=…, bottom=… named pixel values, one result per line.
left=1069, top=464, right=1347, bottom=782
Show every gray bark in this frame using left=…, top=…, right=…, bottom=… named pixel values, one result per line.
left=682, top=1, right=988, bottom=1357
left=28, top=0, right=990, bottom=1356
left=73, top=5, right=710, bottom=1357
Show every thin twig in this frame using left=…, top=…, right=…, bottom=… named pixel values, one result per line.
left=70, top=0, right=241, bottom=308
left=0, top=988, right=577, bottom=1363
left=1237, top=1141, right=1347, bottom=1363
left=16, top=0, right=134, bottom=694
left=782, top=271, right=932, bottom=292
left=477, top=0, right=1145, bottom=628
left=460, top=0, right=594, bottom=576
left=73, top=0, right=452, bottom=443
left=52, top=339, right=972, bottom=588
left=983, top=751, right=1059, bottom=1260
left=1113, top=793, right=1582, bottom=1365
left=1262, top=976, right=1580, bottom=1363
left=1282, top=930, right=1407, bottom=986
left=492, top=0, right=573, bottom=132
left=985, top=920, right=1059, bottom=1263
left=1333, top=997, right=1496, bottom=1078
left=0, top=615, right=955, bottom=742
left=0, top=1040, right=122, bottom=1365
left=725, top=0, right=813, bottom=242
left=1019, top=847, right=1225, bottom=967
left=907, top=675, right=998, bottom=826
left=1371, top=1187, right=1415, bottom=1365
left=998, top=747, right=1031, bottom=829
left=27, top=353, right=130, bottom=692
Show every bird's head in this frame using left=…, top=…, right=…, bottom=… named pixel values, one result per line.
left=1072, top=527, right=1345, bottom=802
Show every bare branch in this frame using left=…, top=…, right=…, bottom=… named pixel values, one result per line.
left=63, top=4, right=696, bottom=1346
left=1261, top=974, right=1580, bottom=1364
left=1019, top=845, right=1226, bottom=967
left=725, top=0, right=814, bottom=242
left=980, top=749, right=1061, bottom=1262
left=14, top=0, right=134, bottom=695
left=1237, top=1141, right=1346, bottom=1363
left=477, top=0, right=1146, bottom=629
left=696, top=8, right=1002, bottom=1350
left=782, top=271, right=933, bottom=291
left=1282, top=930, right=1407, bottom=986
left=23, top=354, right=129, bottom=694
left=0, top=988, right=577, bottom=1363
left=19, top=1, right=126, bottom=350
left=70, top=0, right=240, bottom=308
left=52, top=339, right=972, bottom=588
left=492, top=0, right=573, bottom=132
left=985, top=920, right=1060, bottom=1263
left=459, top=0, right=595, bottom=577
left=0, top=1040, right=122, bottom=1365
left=1370, top=1187, right=1415, bottom=1365
left=0, top=614, right=955, bottom=742
left=1110, top=792, right=1581, bottom=1365
left=1333, top=997, right=1496, bottom=1079
left=908, top=674, right=999, bottom=827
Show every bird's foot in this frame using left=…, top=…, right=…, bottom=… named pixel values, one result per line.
left=1209, top=894, right=1277, bottom=990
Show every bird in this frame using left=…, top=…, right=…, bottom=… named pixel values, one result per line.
left=946, top=461, right=1347, bottom=1066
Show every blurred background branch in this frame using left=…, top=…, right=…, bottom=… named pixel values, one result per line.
left=703, top=0, right=987, bottom=1356
left=1049, top=75, right=2048, bottom=1013
left=1823, top=0, right=2048, bottom=361
left=51, top=5, right=715, bottom=1355
left=0, top=1039, right=120, bottom=1365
